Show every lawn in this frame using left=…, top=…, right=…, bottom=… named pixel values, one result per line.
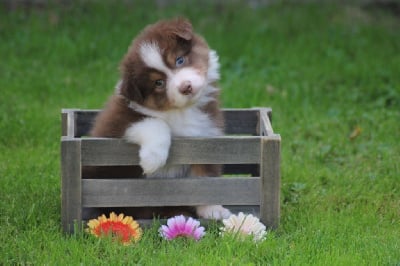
left=1, top=1, right=399, bottom=265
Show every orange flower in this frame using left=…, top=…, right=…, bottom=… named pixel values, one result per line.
left=87, top=212, right=142, bottom=245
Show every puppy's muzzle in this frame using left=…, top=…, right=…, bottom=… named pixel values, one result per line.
left=179, top=81, right=193, bottom=95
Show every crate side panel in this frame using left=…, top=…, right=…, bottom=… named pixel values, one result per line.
left=169, top=137, right=260, bottom=164
left=82, top=177, right=260, bottom=207
left=81, top=138, right=140, bottom=166
left=81, top=137, right=261, bottom=166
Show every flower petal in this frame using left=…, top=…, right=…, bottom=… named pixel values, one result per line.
left=221, top=212, right=267, bottom=242
left=160, top=215, right=205, bottom=241
left=193, top=226, right=205, bottom=240
left=86, top=212, right=142, bottom=244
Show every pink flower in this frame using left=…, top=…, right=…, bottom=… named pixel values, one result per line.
left=159, top=215, right=205, bottom=241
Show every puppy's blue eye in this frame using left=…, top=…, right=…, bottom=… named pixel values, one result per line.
left=155, top=79, right=165, bottom=87
left=175, top=56, right=185, bottom=67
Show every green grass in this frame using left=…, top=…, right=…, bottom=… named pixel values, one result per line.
left=1, top=1, right=399, bottom=265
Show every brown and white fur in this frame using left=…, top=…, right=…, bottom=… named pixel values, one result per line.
left=89, top=18, right=231, bottom=220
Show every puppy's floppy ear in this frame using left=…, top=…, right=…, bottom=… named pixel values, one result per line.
left=119, top=54, right=145, bottom=103
left=172, top=17, right=193, bottom=41
left=119, top=72, right=144, bottom=104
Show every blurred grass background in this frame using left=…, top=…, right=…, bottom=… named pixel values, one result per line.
left=0, top=0, right=399, bottom=264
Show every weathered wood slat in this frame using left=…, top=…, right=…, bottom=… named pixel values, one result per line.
left=61, top=138, right=82, bottom=233
left=61, top=110, right=68, bottom=137
left=81, top=137, right=261, bottom=166
left=260, top=108, right=274, bottom=136
left=82, top=177, right=260, bottom=207
left=61, top=109, right=78, bottom=137
left=260, top=135, right=281, bottom=229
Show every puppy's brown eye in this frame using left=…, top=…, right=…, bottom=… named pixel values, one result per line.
left=155, top=79, right=165, bottom=88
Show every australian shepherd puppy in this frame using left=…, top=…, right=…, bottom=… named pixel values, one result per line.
left=89, top=18, right=231, bottom=220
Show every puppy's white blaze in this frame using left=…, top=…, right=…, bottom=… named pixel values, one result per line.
left=207, top=50, right=220, bottom=83
left=124, top=118, right=171, bottom=174
left=168, top=67, right=206, bottom=107
left=139, top=42, right=171, bottom=75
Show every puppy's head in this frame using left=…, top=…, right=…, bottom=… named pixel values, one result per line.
left=119, top=18, right=219, bottom=110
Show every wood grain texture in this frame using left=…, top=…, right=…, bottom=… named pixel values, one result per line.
left=260, top=135, right=281, bottom=229
left=61, top=138, right=82, bottom=233
left=259, top=108, right=274, bottom=136
left=81, top=137, right=261, bottom=166
left=61, top=110, right=68, bottom=137
left=82, top=177, right=260, bottom=207
left=61, top=109, right=78, bottom=137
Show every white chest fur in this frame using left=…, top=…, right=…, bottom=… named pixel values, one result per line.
left=159, top=107, right=222, bottom=137
left=128, top=101, right=222, bottom=137
left=152, top=108, right=221, bottom=178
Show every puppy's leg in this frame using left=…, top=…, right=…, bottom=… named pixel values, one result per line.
left=196, top=205, right=232, bottom=220
left=124, top=118, right=171, bottom=174
left=191, top=165, right=232, bottom=220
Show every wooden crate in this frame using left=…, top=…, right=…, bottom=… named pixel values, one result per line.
left=61, top=108, right=281, bottom=233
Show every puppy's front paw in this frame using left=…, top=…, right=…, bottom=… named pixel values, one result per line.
left=196, top=205, right=232, bottom=220
left=124, top=118, right=171, bottom=175
left=139, top=144, right=169, bottom=174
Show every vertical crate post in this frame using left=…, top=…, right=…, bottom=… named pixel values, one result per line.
left=61, top=109, right=83, bottom=233
left=61, top=138, right=82, bottom=233
left=260, top=135, right=281, bottom=229
left=259, top=108, right=281, bottom=229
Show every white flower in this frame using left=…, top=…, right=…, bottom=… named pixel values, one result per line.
left=220, top=212, right=267, bottom=242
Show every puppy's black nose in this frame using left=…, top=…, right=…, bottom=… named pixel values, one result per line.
left=179, top=81, right=192, bottom=95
